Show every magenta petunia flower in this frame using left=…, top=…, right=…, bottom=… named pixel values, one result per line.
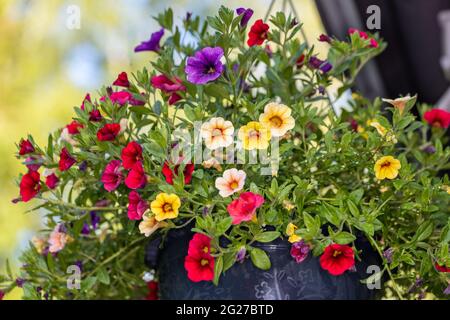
left=134, top=28, right=164, bottom=52
left=101, top=160, right=123, bottom=192
left=290, top=240, right=310, bottom=263
left=236, top=8, right=253, bottom=27
left=185, top=47, right=224, bottom=85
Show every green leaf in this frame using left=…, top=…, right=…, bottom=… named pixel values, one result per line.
left=213, top=256, right=223, bottom=286
left=413, top=221, right=434, bottom=242
left=346, top=199, right=360, bottom=217
left=333, top=231, right=356, bottom=244
left=215, top=217, right=232, bottom=236
left=81, top=276, right=97, bottom=291
left=97, top=267, right=110, bottom=285
left=254, top=231, right=280, bottom=243
left=250, top=247, right=271, bottom=270
left=349, top=189, right=364, bottom=204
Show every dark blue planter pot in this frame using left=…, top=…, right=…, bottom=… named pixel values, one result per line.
left=145, top=227, right=381, bottom=300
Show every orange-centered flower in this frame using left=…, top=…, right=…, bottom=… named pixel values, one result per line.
left=382, top=96, right=413, bottom=115
left=200, top=117, right=234, bottom=150
left=374, top=156, right=401, bottom=180
left=215, top=168, right=246, bottom=197
left=150, top=193, right=181, bottom=221
left=259, top=102, right=295, bottom=137
left=238, top=121, right=271, bottom=150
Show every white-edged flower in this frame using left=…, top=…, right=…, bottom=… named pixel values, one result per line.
left=215, top=168, right=246, bottom=197
left=200, top=117, right=234, bottom=149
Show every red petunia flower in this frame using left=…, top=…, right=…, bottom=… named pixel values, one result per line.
left=151, top=75, right=186, bottom=105
left=89, top=109, right=103, bottom=122
left=45, top=173, right=59, bottom=190
left=423, top=108, right=450, bottom=129
left=348, top=28, right=378, bottom=48
left=125, top=161, right=147, bottom=189
left=227, top=192, right=264, bottom=225
left=113, top=72, right=130, bottom=88
left=101, top=160, right=123, bottom=192
left=19, top=139, right=35, bottom=155
left=66, top=120, right=84, bottom=135
left=162, top=161, right=194, bottom=185
left=97, top=123, right=121, bottom=141
left=121, top=141, right=143, bottom=170
left=319, top=243, right=355, bottom=276
left=435, top=262, right=450, bottom=273
left=296, top=54, right=306, bottom=66
left=127, top=190, right=148, bottom=220
left=80, top=93, right=91, bottom=110
left=184, top=234, right=215, bottom=283
left=188, top=233, right=212, bottom=256
left=58, top=147, right=76, bottom=171
left=145, top=281, right=159, bottom=300
left=247, top=19, right=269, bottom=47
left=20, top=171, right=41, bottom=202
left=108, top=91, right=132, bottom=105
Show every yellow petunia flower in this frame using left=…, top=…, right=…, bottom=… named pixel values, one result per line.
left=139, top=215, right=168, bottom=237
left=442, top=185, right=450, bottom=195
left=259, top=102, right=295, bottom=137
left=150, top=193, right=181, bottom=221
left=368, top=119, right=397, bottom=143
left=238, top=121, right=271, bottom=150
left=374, top=156, right=401, bottom=180
left=286, top=222, right=301, bottom=243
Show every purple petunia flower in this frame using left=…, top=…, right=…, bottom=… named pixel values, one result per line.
left=185, top=47, right=224, bottom=85
left=16, top=278, right=26, bottom=288
left=236, top=8, right=253, bottom=27
left=309, top=56, right=333, bottom=73
left=290, top=240, right=310, bottom=263
left=236, top=246, right=246, bottom=263
left=444, top=284, right=450, bottom=295
left=383, top=247, right=394, bottom=263
left=134, top=28, right=164, bottom=52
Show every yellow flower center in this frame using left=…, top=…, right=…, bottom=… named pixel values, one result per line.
left=269, top=115, right=283, bottom=128
left=212, top=128, right=223, bottom=137
left=333, top=250, right=342, bottom=257
left=203, top=246, right=209, bottom=253
left=200, top=259, right=209, bottom=266
left=207, top=67, right=216, bottom=74
left=230, top=180, right=239, bottom=189
left=163, top=203, right=173, bottom=213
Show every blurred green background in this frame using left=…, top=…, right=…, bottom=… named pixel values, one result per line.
left=0, top=0, right=325, bottom=299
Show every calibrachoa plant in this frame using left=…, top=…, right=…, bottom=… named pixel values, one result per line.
left=1, top=6, right=450, bottom=300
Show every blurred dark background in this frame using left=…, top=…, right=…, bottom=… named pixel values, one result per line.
left=317, top=0, right=450, bottom=106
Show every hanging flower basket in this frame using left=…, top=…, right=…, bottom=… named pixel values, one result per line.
left=1, top=6, right=450, bottom=300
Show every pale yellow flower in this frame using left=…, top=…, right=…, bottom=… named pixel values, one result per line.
left=283, top=200, right=295, bottom=211
left=238, top=121, right=271, bottom=150
left=374, top=156, right=401, bottom=180
left=382, top=96, right=413, bottom=115
left=202, top=157, right=222, bottom=171
left=32, top=236, right=46, bottom=254
left=150, top=193, right=181, bottom=221
left=368, top=120, right=397, bottom=143
left=215, top=168, right=246, bottom=197
left=200, top=117, right=234, bottom=150
left=259, top=102, right=295, bottom=137
left=139, top=215, right=167, bottom=237
left=442, top=185, right=450, bottom=195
